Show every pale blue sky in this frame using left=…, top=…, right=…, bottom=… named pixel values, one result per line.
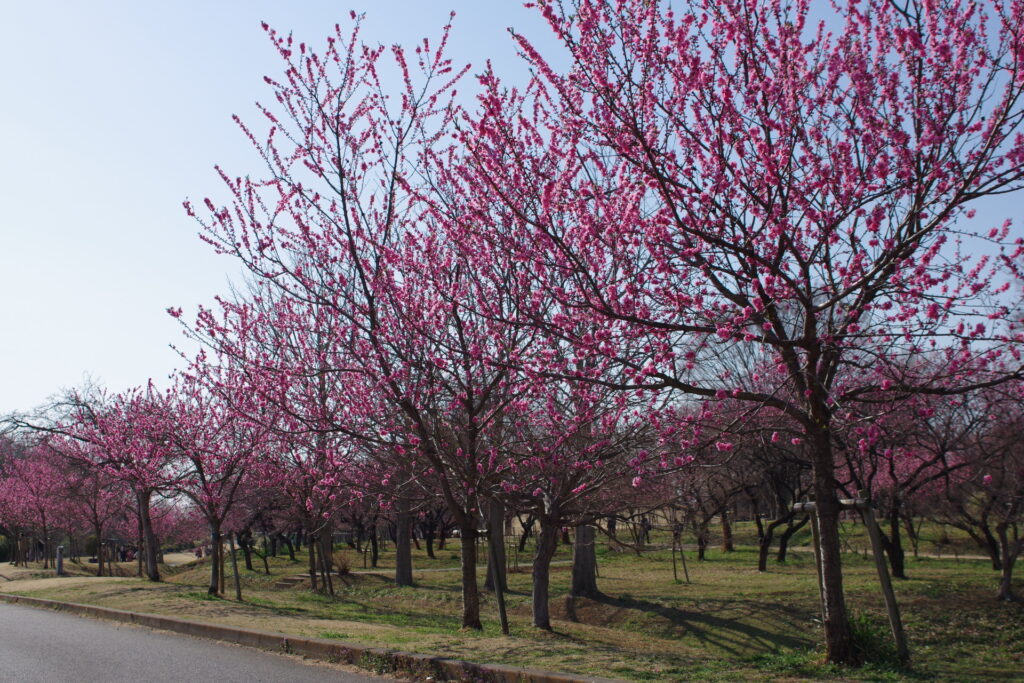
left=0, top=1, right=550, bottom=412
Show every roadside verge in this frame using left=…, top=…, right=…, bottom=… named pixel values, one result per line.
left=0, top=593, right=620, bottom=683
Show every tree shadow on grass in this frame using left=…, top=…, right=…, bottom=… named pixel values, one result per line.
left=584, top=593, right=815, bottom=657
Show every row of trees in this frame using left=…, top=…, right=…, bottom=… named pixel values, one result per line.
left=1, top=374, right=1021, bottom=651
left=2, top=378, right=1020, bottom=603
left=3, top=0, right=1024, bottom=666
left=0, top=435, right=202, bottom=576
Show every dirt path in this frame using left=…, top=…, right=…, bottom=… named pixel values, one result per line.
left=162, top=552, right=198, bottom=567
left=790, top=545, right=992, bottom=561
left=350, top=559, right=573, bottom=575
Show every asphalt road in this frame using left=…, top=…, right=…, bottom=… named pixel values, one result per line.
left=0, top=603, right=388, bottom=682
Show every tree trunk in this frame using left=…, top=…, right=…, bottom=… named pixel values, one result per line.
left=208, top=527, right=222, bottom=595
left=487, top=523, right=510, bottom=635
left=758, top=525, right=775, bottom=572
left=532, top=516, right=560, bottom=630
left=317, top=533, right=334, bottom=596
left=571, top=524, right=600, bottom=598
left=776, top=515, right=808, bottom=563
left=902, top=513, right=921, bottom=559
left=41, top=517, right=49, bottom=569
left=721, top=509, right=734, bottom=552
left=485, top=498, right=507, bottom=593
left=696, top=529, right=707, bottom=561
left=395, top=498, right=414, bottom=587
left=94, top=525, right=104, bottom=577
left=996, top=524, right=1020, bottom=602
left=425, top=531, right=436, bottom=559
left=136, top=489, right=160, bottom=582
left=810, top=433, right=856, bottom=666
left=886, top=502, right=907, bottom=579
left=281, top=534, right=295, bottom=562
left=518, top=514, right=535, bottom=552
left=240, top=532, right=254, bottom=572
left=997, top=555, right=1017, bottom=601
left=307, top=531, right=319, bottom=593
left=459, top=528, right=482, bottom=630
left=218, top=537, right=226, bottom=594
left=369, top=530, right=379, bottom=569
left=980, top=523, right=1003, bottom=570
left=137, top=518, right=144, bottom=577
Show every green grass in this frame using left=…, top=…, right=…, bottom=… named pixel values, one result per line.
left=182, top=590, right=220, bottom=601
left=2, top=535, right=1020, bottom=682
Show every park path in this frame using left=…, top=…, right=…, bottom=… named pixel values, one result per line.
left=351, top=559, right=573, bottom=574
left=789, top=545, right=992, bottom=562
left=0, top=602, right=391, bottom=683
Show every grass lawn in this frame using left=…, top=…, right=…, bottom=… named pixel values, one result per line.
left=2, top=536, right=1021, bottom=682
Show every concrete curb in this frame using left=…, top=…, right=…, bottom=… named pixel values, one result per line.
left=0, top=593, right=622, bottom=683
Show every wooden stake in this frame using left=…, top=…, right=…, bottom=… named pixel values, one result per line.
left=794, top=497, right=911, bottom=665
left=861, top=496, right=910, bottom=665
left=671, top=534, right=679, bottom=582
left=229, top=533, right=242, bottom=602
left=795, top=501, right=828, bottom=624
left=679, top=538, right=690, bottom=584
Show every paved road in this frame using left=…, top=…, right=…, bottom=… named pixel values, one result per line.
left=0, top=603, right=388, bottom=683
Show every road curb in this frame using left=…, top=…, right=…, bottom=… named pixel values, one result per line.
left=0, top=593, right=621, bottom=683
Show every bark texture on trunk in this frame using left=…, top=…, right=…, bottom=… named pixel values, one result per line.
left=758, top=525, right=775, bottom=572
left=395, top=499, right=414, bottom=587
left=518, top=515, right=535, bottom=553
left=810, top=431, right=856, bottom=665
left=318, top=532, right=335, bottom=595
left=720, top=509, right=734, bottom=552
left=425, top=533, right=436, bottom=559
left=136, top=489, right=160, bottom=582
left=532, top=516, right=560, bottom=630
left=485, top=498, right=507, bottom=593
left=996, top=524, right=1021, bottom=602
left=240, top=531, right=254, bottom=571
left=696, top=530, right=708, bottom=561
left=307, top=530, right=319, bottom=593
left=972, top=520, right=1003, bottom=570
left=571, top=524, right=600, bottom=598
left=282, top=534, right=296, bottom=562
left=776, top=515, right=809, bottom=563
left=885, top=503, right=907, bottom=579
left=459, top=529, right=482, bottom=630
left=208, top=528, right=221, bottom=595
